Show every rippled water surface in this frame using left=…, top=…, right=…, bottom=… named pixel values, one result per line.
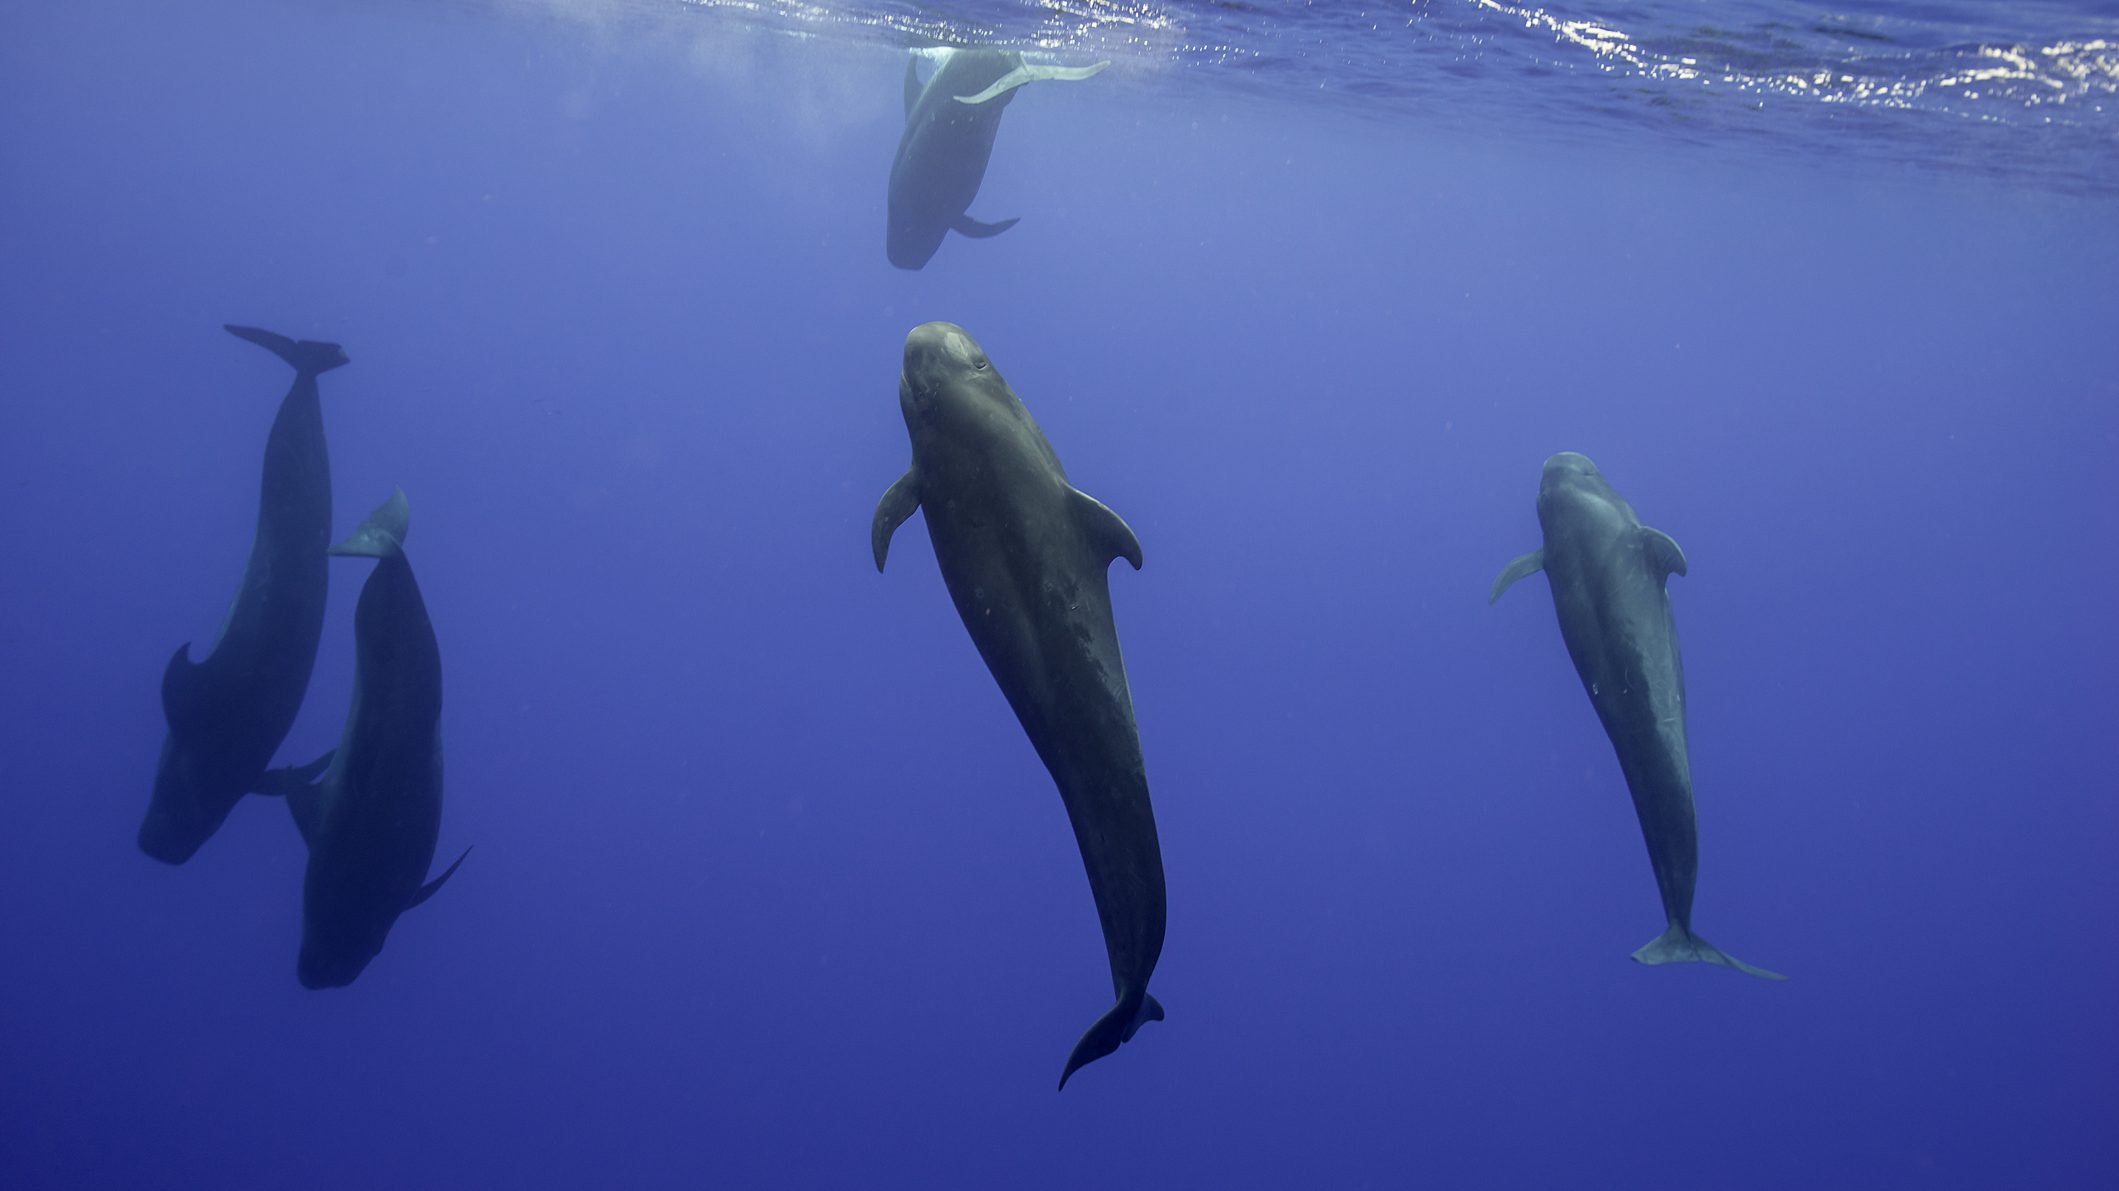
left=567, top=0, right=2119, bottom=192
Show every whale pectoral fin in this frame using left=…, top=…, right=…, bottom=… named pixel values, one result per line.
left=872, top=468, right=921, bottom=572
left=954, top=60, right=1110, bottom=105
left=254, top=751, right=333, bottom=798
left=1641, top=527, right=1688, bottom=580
left=951, top=214, right=1019, bottom=240
left=903, top=54, right=923, bottom=118
left=1488, top=550, right=1543, bottom=604
left=255, top=751, right=333, bottom=847
left=406, top=846, right=472, bottom=912
left=331, top=487, right=410, bottom=559
left=160, top=643, right=208, bottom=731
left=1071, top=488, right=1142, bottom=570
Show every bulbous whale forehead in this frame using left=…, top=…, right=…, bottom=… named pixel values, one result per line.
left=900, top=322, right=996, bottom=417
left=298, top=938, right=370, bottom=990
left=1542, top=451, right=1600, bottom=481
left=1539, top=451, right=1608, bottom=497
left=1535, top=452, right=1613, bottom=519
left=903, top=321, right=989, bottom=375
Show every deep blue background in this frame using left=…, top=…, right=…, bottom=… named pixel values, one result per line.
left=3, top=1, right=2115, bottom=1187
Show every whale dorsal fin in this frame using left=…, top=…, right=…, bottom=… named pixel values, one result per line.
left=406, top=846, right=472, bottom=912
left=1641, top=527, right=1687, bottom=579
left=955, top=59, right=1110, bottom=106
left=903, top=54, right=924, bottom=118
left=1071, top=488, right=1142, bottom=570
left=872, top=468, right=922, bottom=572
left=1489, top=550, right=1544, bottom=604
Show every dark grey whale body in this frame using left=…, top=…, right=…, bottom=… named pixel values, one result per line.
left=886, top=49, right=1107, bottom=270
left=1491, top=452, right=1782, bottom=981
left=140, top=325, right=346, bottom=864
left=872, top=322, right=1166, bottom=1087
left=261, top=490, right=467, bottom=989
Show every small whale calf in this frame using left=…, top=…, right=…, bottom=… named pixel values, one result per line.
left=873, top=322, right=1167, bottom=1087
left=260, top=489, right=468, bottom=989
left=1491, top=453, right=1782, bottom=980
left=887, top=48, right=1108, bottom=270
left=140, top=325, right=346, bottom=864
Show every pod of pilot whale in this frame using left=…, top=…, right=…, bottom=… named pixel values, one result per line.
left=1490, top=452, right=1783, bottom=981
left=139, top=325, right=347, bottom=865
left=257, top=489, right=468, bottom=989
left=886, top=48, right=1108, bottom=270
left=872, top=322, right=1167, bottom=1087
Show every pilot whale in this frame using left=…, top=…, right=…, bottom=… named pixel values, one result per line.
left=872, top=322, right=1167, bottom=1086
left=887, top=48, right=1108, bottom=270
left=1491, top=452, right=1783, bottom=981
left=140, top=325, right=345, bottom=864
left=260, top=489, right=468, bottom=989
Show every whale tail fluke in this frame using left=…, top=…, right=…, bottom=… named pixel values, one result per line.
left=1057, top=992, right=1164, bottom=1090
left=330, top=488, right=411, bottom=559
left=1122, top=992, right=1165, bottom=1041
left=224, top=323, right=350, bottom=376
left=1632, top=924, right=1785, bottom=982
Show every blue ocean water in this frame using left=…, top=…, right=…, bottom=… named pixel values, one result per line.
left=2, top=0, right=2115, bottom=1186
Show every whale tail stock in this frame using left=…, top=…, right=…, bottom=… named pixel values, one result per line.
left=1632, top=924, right=1785, bottom=982
left=1056, top=991, right=1165, bottom=1091
left=224, top=323, right=350, bottom=377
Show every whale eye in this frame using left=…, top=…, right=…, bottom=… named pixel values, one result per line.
left=973, top=358, right=989, bottom=371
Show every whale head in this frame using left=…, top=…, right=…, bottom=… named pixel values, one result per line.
left=136, top=805, right=205, bottom=865
left=137, top=739, right=219, bottom=865
left=1540, top=451, right=1602, bottom=489
left=1537, top=451, right=1616, bottom=507
left=1536, top=451, right=1643, bottom=541
left=895, top=321, right=1058, bottom=487
left=899, top=321, right=1007, bottom=428
left=297, top=910, right=390, bottom=990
